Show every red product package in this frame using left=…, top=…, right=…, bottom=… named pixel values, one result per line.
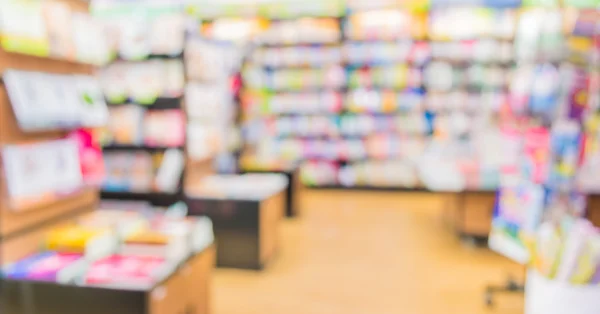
left=84, top=255, right=166, bottom=287
left=68, top=129, right=105, bottom=186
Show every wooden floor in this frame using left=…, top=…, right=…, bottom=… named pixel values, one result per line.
left=212, top=190, right=525, bottom=314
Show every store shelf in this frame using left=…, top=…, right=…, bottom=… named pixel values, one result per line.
left=102, top=145, right=184, bottom=152
left=106, top=97, right=183, bottom=109
left=258, top=41, right=341, bottom=48
left=114, top=52, right=184, bottom=62
left=100, top=190, right=182, bottom=207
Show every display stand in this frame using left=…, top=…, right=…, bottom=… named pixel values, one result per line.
left=186, top=189, right=286, bottom=270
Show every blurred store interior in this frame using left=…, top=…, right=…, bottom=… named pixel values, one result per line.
left=1, top=0, right=600, bottom=313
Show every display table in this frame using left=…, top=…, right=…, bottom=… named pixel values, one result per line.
left=185, top=174, right=287, bottom=270
left=1, top=245, right=215, bottom=314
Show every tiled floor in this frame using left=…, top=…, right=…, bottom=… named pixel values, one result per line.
left=212, top=190, right=525, bottom=314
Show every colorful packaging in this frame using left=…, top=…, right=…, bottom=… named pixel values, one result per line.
left=84, top=255, right=168, bottom=289
left=2, top=252, right=84, bottom=283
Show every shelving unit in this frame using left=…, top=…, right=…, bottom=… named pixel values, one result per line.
left=94, top=3, right=189, bottom=207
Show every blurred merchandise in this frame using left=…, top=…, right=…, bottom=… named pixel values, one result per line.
left=268, top=66, right=346, bottom=91
left=185, top=36, right=241, bottom=81
left=3, top=70, right=109, bottom=131
left=103, top=108, right=185, bottom=148
left=252, top=46, right=342, bottom=68
left=100, top=60, right=185, bottom=104
left=2, top=204, right=214, bottom=289
left=1, top=139, right=84, bottom=211
left=103, top=149, right=183, bottom=194
left=345, top=10, right=428, bottom=41
left=0, top=0, right=113, bottom=64
left=348, top=65, right=423, bottom=89
left=344, top=41, right=431, bottom=66
left=258, top=18, right=341, bottom=45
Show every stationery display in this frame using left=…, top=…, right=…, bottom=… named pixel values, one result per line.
left=3, top=70, right=109, bottom=132
left=1, top=139, right=85, bottom=211
left=0, top=0, right=113, bottom=65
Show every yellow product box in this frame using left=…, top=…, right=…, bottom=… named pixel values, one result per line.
left=45, top=225, right=119, bottom=260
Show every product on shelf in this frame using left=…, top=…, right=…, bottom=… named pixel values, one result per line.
left=347, top=65, right=423, bottom=89
left=268, top=66, right=347, bottom=91
left=429, top=8, right=516, bottom=41
left=258, top=0, right=345, bottom=19
left=424, top=62, right=509, bottom=92
left=344, top=41, right=431, bottom=66
left=99, top=12, right=185, bottom=60
left=4, top=70, right=109, bottom=131
left=1, top=139, right=84, bottom=211
left=0, top=0, right=113, bottom=65
left=107, top=105, right=145, bottom=146
left=185, top=36, right=240, bottom=81
left=103, top=108, right=185, bottom=148
left=299, top=161, right=339, bottom=186
left=101, top=60, right=185, bottom=104
left=264, top=91, right=343, bottom=114
left=143, top=110, right=186, bottom=147
left=514, top=8, right=565, bottom=62
left=202, top=18, right=267, bottom=43
left=258, top=18, right=341, bottom=45
left=347, top=0, right=429, bottom=11
left=185, top=83, right=231, bottom=122
left=102, top=150, right=183, bottom=194
left=252, top=46, right=343, bottom=68
left=68, top=129, right=106, bottom=187
left=345, top=10, right=428, bottom=41
left=430, top=39, right=513, bottom=63
left=187, top=123, right=221, bottom=161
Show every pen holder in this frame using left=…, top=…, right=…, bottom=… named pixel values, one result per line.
left=526, top=270, right=600, bottom=314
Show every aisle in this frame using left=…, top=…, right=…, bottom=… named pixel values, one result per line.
left=212, top=190, right=524, bottom=314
